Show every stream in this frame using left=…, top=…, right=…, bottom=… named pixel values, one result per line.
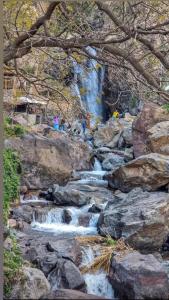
left=25, top=158, right=115, bottom=299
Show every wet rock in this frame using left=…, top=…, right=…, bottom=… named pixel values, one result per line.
left=88, top=204, right=103, bottom=213
left=102, top=153, right=125, bottom=171
left=52, top=184, right=91, bottom=207
left=40, top=289, right=105, bottom=299
left=62, top=209, right=72, bottom=224
left=133, top=103, right=169, bottom=157
left=98, top=188, right=169, bottom=252
left=48, top=258, right=86, bottom=292
left=46, top=238, right=82, bottom=265
left=110, top=251, right=169, bottom=300
left=78, top=213, right=92, bottom=227
left=124, top=147, right=134, bottom=162
left=5, top=133, right=91, bottom=189
left=147, top=121, right=169, bottom=155
left=9, top=267, right=50, bottom=299
left=10, top=205, right=34, bottom=224
left=106, top=153, right=169, bottom=192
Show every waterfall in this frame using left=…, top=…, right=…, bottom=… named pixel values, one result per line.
left=93, top=157, right=102, bottom=171
left=81, top=246, right=115, bottom=299
left=71, top=47, right=105, bottom=125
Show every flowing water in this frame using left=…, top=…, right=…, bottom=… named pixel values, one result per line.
left=71, top=47, right=105, bottom=125
left=30, top=158, right=114, bottom=299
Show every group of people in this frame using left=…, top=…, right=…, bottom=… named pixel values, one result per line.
left=53, top=115, right=65, bottom=131
left=53, top=110, right=124, bottom=134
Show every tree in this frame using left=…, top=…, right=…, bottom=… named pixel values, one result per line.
left=3, top=0, right=169, bottom=105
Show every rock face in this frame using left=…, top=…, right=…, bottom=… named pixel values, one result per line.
left=52, top=184, right=91, bottom=207
left=102, top=153, right=124, bottom=171
left=110, top=251, right=169, bottom=300
left=20, top=235, right=82, bottom=267
left=94, top=121, right=122, bottom=148
left=133, top=103, right=169, bottom=157
left=93, top=119, right=133, bottom=149
left=147, top=121, right=169, bottom=155
left=106, top=153, right=169, bottom=192
left=5, top=134, right=91, bottom=189
left=98, top=188, right=169, bottom=252
left=48, top=258, right=86, bottom=292
left=10, top=267, right=50, bottom=299
left=41, top=289, right=105, bottom=299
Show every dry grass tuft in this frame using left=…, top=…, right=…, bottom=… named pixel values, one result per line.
left=78, top=236, right=132, bottom=275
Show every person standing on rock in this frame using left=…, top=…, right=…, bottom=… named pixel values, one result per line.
left=81, top=114, right=87, bottom=134
left=60, top=118, right=65, bottom=131
left=53, top=115, right=59, bottom=131
left=86, top=112, right=91, bottom=130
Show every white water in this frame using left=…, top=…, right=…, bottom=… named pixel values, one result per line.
left=71, top=47, right=105, bottom=125
left=30, top=158, right=115, bottom=299
left=31, top=204, right=99, bottom=236
left=81, top=246, right=115, bottom=299
left=94, top=157, right=102, bottom=171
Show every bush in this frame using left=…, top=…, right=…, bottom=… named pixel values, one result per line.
left=3, top=149, right=21, bottom=224
left=4, top=123, right=25, bottom=137
left=4, top=235, right=23, bottom=297
left=163, top=103, right=169, bottom=113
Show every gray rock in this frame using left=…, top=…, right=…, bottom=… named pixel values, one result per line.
left=102, top=153, right=125, bottom=171
left=106, top=153, right=169, bottom=192
left=110, top=251, right=169, bottom=300
left=5, top=134, right=91, bottom=189
left=62, top=209, right=72, bottom=224
left=124, top=147, right=134, bottom=162
left=52, top=185, right=91, bottom=207
left=10, top=205, right=34, bottom=224
left=48, top=258, right=86, bottom=292
left=10, top=267, right=50, bottom=299
left=40, top=289, right=106, bottom=299
left=88, top=204, right=103, bottom=213
left=98, top=188, right=169, bottom=252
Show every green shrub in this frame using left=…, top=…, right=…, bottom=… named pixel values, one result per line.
left=4, top=123, right=25, bottom=137
left=4, top=235, right=23, bottom=297
left=163, top=103, right=169, bottom=113
left=3, top=149, right=21, bottom=224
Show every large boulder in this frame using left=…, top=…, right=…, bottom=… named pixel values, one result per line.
left=102, top=153, right=125, bottom=171
left=41, top=289, right=105, bottom=299
left=98, top=188, right=169, bottom=252
left=94, top=119, right=133, bottom=149
left=106, top=153, right=169, bottom=192
left=5, top=134, right=91, bottom=189
left=19, top=235, right=82, bottom=267
left=133, top=103, right=169, bottom=157
left=9, top=267, right=50, bottom=299
left=52, top=184, right=91, bottom=207
left=93, top=121, right=122, bottom=148
left=47, top=258, right=86, bottom=292
left=147, top=121, right=169, bottom=155
left=110, top=251, right=169, bottom=300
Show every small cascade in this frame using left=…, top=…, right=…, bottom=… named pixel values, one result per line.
left=81, top=246, right=115, bottom=299
left=31, top=204, right=99, bottom=236
left=93, top=157, right=102, bottom=171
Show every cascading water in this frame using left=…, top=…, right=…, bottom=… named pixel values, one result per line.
left=31, top=204, right=99, bottom=236
left=71, top=47, right=105, bottom=125
left=81, top=246, right=115, bottom=299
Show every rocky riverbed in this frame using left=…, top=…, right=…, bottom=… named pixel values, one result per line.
left=4, top=103, right=169, bottom=300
